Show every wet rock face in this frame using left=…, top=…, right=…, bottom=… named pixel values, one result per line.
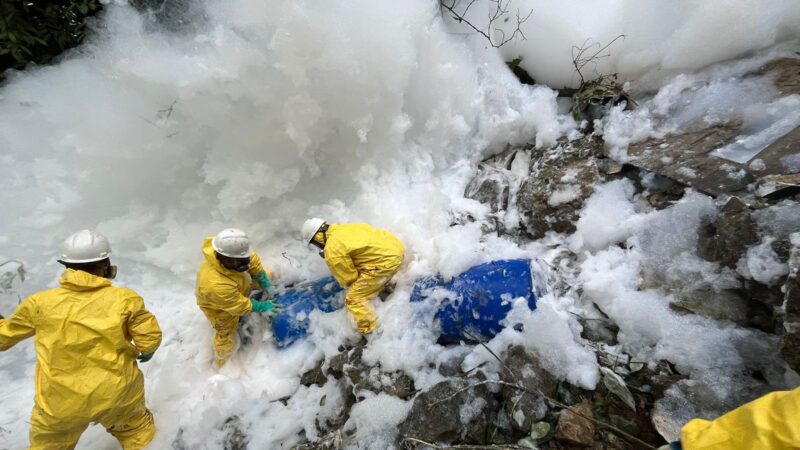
left=465, top=168, right=510, bottom=213
left=516, top=139, right=604, bottom=239
left=501, top=346, right=557, bottom=432
left=697, top=197, right=759, bottom=268
left=398, top=378, right=499, bottom=444
left=780, top=233, right=800, bottom=372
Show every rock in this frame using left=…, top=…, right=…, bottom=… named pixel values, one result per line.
left=697, top=197, right=759, bottom=268
left=516, top=138, right=604, bottom=239
left=438, top=353, right=467, bottom=377
left=327, top=351, right=348, bottom=379
left=671, top=288, right=749, bottom=325
left=398, top=378, right=499, bottom=444
left=624, top=122, right=752, bottom=197
left=382, top=373, right=416, bottom=400
left=501, top=346, right=557, bottom=432
left=465, top=168, right=510, bottom=213
left=221, top=416, right=249, bottom=450
left=780, top=232, right=800, bottom=372
left=580, top=316, right=619, bottom=345
left=301, top=362, right=327, bottom=387
left=759, top=58, right=800, bottom=96
left=555, top=402, right=596, bottom=447
left=344, top=345, right=366, bottom=386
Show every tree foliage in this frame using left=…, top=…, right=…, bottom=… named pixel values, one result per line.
left=0, top=0, right=102, bottom=74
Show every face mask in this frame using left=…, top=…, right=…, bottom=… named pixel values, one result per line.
left=104, top=265, right=118, bottom=279
left=233, top=259, right=250, bottom=272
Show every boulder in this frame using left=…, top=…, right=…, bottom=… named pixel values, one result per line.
left=500, top=346, right=557, bottom=432
left=516, top=139, right=604, bottom=238
left=465, top=168, right=510, bottom=213
left=697, top=197, right=759, bottom=268
left=398, top=378, right=499, bottom=444
left=780, top=233, right=800, bottom=372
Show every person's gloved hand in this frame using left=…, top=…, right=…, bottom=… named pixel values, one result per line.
left=253, top=272, right=277, bottom=296
left=251, top=299, right=282, bottom=315
left=137, top=352, right=154, bottom=363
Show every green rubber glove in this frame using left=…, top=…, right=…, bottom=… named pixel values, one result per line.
left=253, top=271, right=276, bottom=295
left=137, top=352, right=154, bottom=363
left=251, top=299, right=282, bottom=314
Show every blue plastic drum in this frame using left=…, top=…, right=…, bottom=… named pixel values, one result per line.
left=410, top=258, right=539, bottom=344
left=271, top=277, right=344, bottom=348
left=271, top=259, right=543, bottom=347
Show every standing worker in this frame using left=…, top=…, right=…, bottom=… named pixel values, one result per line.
left=301, top=219, right=405, bottom=335
left=195, top=228, right=280, bottom=367
left=0, top=229, right=162, bottom=450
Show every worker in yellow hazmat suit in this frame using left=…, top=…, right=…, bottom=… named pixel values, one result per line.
left=0, top=229, right=162, bottom=450
left=658, top=386, right=800, bottom=450
left=301, top=219, right=405, bottom=334
left=195, top=228, right=280, bottom=367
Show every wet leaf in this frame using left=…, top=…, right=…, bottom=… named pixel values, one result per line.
left=600, top=366, right=636, bottom=411
left=530, top=421, right=551, bottom=440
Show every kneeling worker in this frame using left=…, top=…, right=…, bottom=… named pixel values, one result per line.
left=0, top=229, right=162, bottom=450
left=195, top=228, right=280, bottom=367
left=301, top=219, right=404, bottom=335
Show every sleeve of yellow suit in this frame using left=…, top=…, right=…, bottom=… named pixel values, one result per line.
left=681, top=387, right=800, bottom=450
left=248, top=252, right=267, bottom=278
left=0, top=297, right=36, bottom=351
left=324, top=242, right=358, bottom=288
left=126, top=294, right=162, bottom=355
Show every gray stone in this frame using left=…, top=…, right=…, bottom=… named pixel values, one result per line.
left=398, top=378, right=499, bottom=444
left=465, top=168, right=510, bottom=213
left=671, top=288, right=749, bottom=325
left=697, top=197, right=759, bottom=268
left=500, top=346, right=557, bottom=432
left=221, top=416, right=249, bottom=450
left=780, top=233, right=800, bottom=372
left=516, top=139, right=603, bottom=239
left=382, top=373, right=416, bottom=400
left=301, top=362, right=327, bottom=387
left=327, top=351, right=348, bottom=379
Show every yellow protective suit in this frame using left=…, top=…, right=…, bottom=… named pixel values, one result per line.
left=681, top=387, right=800, bottom=449
left=195, top=237, right=270, bottom=366
left=321, top=223, right=404, bottom=334
left=0, top=269, right=162, bottom=450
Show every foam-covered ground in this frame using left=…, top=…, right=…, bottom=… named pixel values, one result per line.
left=1, top=1, right=799, bottom=448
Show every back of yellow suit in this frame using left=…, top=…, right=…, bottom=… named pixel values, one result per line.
left=195, top=237, right=270, bottom=366
left=0, top=269, right=162, bottom=450
left=322, top=224, right=405, bottom=334
left=680, top=386, right=800, bottom=449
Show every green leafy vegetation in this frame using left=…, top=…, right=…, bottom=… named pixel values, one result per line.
left=0, top=0, right=102, bottom=74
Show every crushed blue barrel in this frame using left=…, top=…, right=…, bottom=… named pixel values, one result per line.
left=271, top=259, right=543, bottom=348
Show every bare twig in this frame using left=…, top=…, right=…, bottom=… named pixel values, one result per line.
left=571, top=35, right=626, bottom=86
left=440, top=0, right=532, bottom=48
left=403, top=436, right=529, bottom=449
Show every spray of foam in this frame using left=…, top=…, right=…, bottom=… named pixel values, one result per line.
left=1, top=0, right=799, bottom=448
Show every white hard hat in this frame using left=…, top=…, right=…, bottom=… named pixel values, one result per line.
left=59, top=229, right=112, bottom=263
left=301, top=218, right=326, bottom=244
left=212, top=228, right=252, bottom=258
